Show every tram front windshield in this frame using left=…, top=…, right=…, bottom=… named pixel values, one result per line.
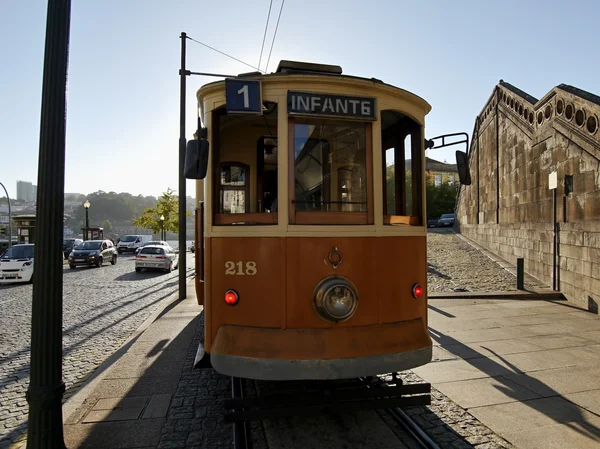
left=294, top=119, right=367, bottom=213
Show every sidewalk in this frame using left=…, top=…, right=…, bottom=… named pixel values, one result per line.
left=61, top=279, right=202, bottom=448
left=415, top=296, right=600, bottom=449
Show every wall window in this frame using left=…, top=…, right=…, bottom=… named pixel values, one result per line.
left=435, top=174, right=442, bottom=186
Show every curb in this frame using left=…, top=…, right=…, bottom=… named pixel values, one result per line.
left=429, top=291, right=565, bottom=300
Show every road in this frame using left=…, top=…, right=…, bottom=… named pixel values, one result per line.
left=0, top=251, right=195, bottom=448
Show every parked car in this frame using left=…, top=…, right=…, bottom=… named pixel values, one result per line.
left=0, top=244, right=34, bottom=284
left=134, top=240, right=172, bottom=256
left=135, top=245, right=178, bottom=273
left=427, top=218, right=439, bottom=228
left=438, top=213, right=456, bottom=227
left=117, top=235, right=153, bottom=254
left=63, top=238, right=83, bottom=259
left=69, top=240, right=118, bottom=268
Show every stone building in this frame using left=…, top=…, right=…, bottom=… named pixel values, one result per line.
left=456, top=81, right=600, bottom=312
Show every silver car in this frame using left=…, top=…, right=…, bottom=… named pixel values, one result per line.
left=135, top=245, right=178, bottom=273
left=134, top=240, right=172, bottom=256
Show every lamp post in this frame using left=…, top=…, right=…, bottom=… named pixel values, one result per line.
left=160, top=215, right=165, bottom=241
left=0, top=182, right=11, bottom=248
left=83, top=200, right=90, bottom=240
left=26, top=1, right=71, bottom=447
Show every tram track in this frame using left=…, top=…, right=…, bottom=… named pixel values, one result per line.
left=229, top=375, right=443, bottom=449
left=231, top=377, right=251, bottom=449
left=385, top=407, right=441, bottom=449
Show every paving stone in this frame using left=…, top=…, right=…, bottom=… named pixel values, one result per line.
left=0, top=254, right=195, bottom=446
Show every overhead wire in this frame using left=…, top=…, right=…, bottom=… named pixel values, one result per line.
left=187, top=36, right=264, bottom=73
left=265, top=0, right=286, bottom=73
left=258, top=0, right=274, bottom=72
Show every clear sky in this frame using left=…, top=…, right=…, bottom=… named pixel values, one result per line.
left=2, top=0, right=599, bottom=199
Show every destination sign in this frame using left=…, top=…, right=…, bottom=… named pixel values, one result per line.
left=288, top=91, right=376, bottom=120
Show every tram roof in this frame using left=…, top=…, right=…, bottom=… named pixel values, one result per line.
left=197, top=60, right=431, bottom=112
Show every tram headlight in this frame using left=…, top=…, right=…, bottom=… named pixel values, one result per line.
left=313, top=277, right=358, bottom=323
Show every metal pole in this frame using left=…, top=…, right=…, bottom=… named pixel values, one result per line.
left=516, top=258, right=524, bottom=290
left=553, top=188, right=557, bottom=291
left=0, top=182, right=11, bottom=248
left=179, top=32, right=187, bottom=299
left=26, top=0, right=70, bottom=447
left=85, top=207, right=89, bottom=241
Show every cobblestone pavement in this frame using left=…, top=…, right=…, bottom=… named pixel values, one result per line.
left=427, top=228, right=538, bottom=293
left=0, top=252, right=195, bottom=448
left=157, top=230, right=526, bottom=449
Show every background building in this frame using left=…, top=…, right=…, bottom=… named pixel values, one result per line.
left=424, top=158, right=458, bottom=186
left=456, top=81, right=600, bottom=313
left=16, top=180, right=37, bottom=202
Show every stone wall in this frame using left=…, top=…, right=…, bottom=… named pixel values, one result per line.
left=456, top=81, right=600, bottom=312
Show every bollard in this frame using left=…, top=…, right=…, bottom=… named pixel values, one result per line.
left=517, top=258, right=524, bottom=290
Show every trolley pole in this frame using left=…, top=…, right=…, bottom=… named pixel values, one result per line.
left=26, top=0, right=70, bottom=448
left=179, top=32, right=187, bottom=299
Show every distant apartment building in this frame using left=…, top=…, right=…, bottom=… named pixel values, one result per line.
left=16, top=181, right=37, bottom=202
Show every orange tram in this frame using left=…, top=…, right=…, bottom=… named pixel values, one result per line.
left=185, top=60, right=470, bottom=383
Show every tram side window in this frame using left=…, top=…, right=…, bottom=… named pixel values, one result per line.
left=381, top=110, right=423, bottom=226
left=212, top=103, right=278, bottom=225
left=291, top=118, right=371, bottom=225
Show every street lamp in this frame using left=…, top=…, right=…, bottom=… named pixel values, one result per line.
left=0, top=182, right=11, bottom=248
left=83, top=200, right=90, bottom=240
left=160, top=215, right=165, bottom=241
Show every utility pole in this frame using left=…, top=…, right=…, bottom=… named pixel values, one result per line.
left=179, top=32, right=187, bottom=299
left=26, top=0, right=70, bottom=448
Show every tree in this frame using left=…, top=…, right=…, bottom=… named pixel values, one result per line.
left=101, top=219, right=113, bottom=233
left=133, top=188, right=187, bottom=235
left=425, top=173, right=458, bottom=219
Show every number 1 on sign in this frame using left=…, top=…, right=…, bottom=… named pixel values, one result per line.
left=237, top=85, right=249, bottom=108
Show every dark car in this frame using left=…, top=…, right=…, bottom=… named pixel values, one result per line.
left=63, top=238, right=83, bottom=259
left=427, top=219, right=438, bottom=228
left=68, top=240, right=118, bottom=268
left=438, top=213, right=456, bottom=227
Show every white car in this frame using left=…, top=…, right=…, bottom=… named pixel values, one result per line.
left=134, top=240, right=172, bottom=256
left=0, top=244, right=34, bottom=284
left=135, top=245, right=178, bottom=273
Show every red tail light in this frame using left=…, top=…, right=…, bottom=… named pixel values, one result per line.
left=224, top=289, right=239, bottom=306
left=156, top=256, right=166, bottom=259
left=412, top=284, right=423, bottom=299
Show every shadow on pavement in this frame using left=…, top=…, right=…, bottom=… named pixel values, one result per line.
left=428, top=326, right=600, bottom=443
left=63, top=302, right=233, bottom=449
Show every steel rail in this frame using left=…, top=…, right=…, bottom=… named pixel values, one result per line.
left=359, top=376, right=441, bottom=449
left=386, top=406, right=441, bottom=449
left=231, top=377, right=250, bottom=449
